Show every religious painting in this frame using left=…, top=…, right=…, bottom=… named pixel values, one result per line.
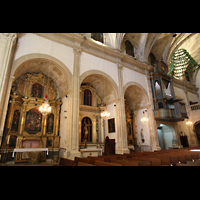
left=11, top=110, right=20, bottom=132
left=46, top=139, right=53, bottom=147
left=9, top=137, right=17, bottom=148
left=24, top=109, right=42, bottom=134
left=32, top=83, right=43, bottom=98
left=47, top=113, right=54, bottom=134
left=108, top=118, right=115, bottom=133
left=84, top=89, right=92, bottom=106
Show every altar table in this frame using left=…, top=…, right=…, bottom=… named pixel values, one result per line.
left=12, top=148, right=48, bottom=157
left=80, top=148, right=102, bottom=158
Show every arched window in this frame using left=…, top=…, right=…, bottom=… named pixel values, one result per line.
left=149, top=53, right=156, bottom=66
left=84, top=89, right=92, bottom=106
left=158, top=102, right=164, bottom=109
left=155, top=81, right=162, bottom=97
left=91, top=33, right=104, bottom=43
left=125, top=40, right=134, bottom=57
left=81, top=117, right=92, bottom=142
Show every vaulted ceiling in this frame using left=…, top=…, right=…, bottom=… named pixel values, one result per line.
left=114, top=33, right=200, bottom=66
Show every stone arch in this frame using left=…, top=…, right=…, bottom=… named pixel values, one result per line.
left=11, top=53, right=72, bottom=98
left=80, top=70, right=119, bottom=103
left=123, top=81, right=149, bottom=106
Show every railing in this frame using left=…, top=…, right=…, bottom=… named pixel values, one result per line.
left=154, top=108, right=175, bottom=118
left=190, top=103, right=200, bottom=111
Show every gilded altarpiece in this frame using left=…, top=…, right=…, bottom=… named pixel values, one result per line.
left=2, top=72, right=62, bottom=162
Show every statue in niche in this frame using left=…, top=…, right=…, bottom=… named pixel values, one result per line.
left=47, top=113, right=54, bottom=134
left=11, top=110, right=20, bottom=132
left=32, top=83, right=43, bottom=98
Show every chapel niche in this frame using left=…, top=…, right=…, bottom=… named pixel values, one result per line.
left=1, top=72, right=62, bottom=163
left=79, top=83, right=104, bottom=148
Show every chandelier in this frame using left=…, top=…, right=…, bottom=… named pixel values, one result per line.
left=168, top=34, right=200, bottom=79
left=186, top=120, right=192, bottom=126
left=141, top=110, right=149, bottom=124
left=101, top=110, right=110, bottom=118
left=39, top=97, right=51, bottom=116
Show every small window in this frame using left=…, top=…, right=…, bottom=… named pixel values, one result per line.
left=91, top=33, right=104, bottom=43
left=125, top=40, right=134, bottom=57
left=84, top=89, right=92, bottom=106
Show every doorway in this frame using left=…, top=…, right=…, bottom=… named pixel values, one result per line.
left=157, top=124, right=175, bottom=150
left=194, top=122, right=200, bottom=146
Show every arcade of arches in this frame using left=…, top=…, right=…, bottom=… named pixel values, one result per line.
left=0, top=33, right=200, bottom=163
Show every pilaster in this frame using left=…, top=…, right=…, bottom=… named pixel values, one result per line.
left=70, top=46, right=82, bottom=157
left=116, top=63, right=129, bottom=154
left=0, top=33, right=17, bottom=145
left=146, top=74, right=161, bottom=151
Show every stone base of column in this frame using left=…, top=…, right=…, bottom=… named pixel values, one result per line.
left=116, top=147, right=130, bottom=154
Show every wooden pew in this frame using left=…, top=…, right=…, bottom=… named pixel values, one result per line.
left=129, top=157, right=162, bottom=166
left=88, top=156, right=105, bottom=165
left=77, top=162, right=95, bottom=166
left=59, top=157, right=75, bottom=166
left=110, top=158, right=139, bottom=166
left=95, top=160, right=122, bottom=166
left=123, top=158, right=151, bottom=166
left=74, top=157, right=91, bottom=166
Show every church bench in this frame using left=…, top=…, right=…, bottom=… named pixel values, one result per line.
left=123, top=158, right=151, bottom=166
left=94, top=160, right=122, bottom=166
left=147, top=155, right=171, bottom=165
left=186, top=161, right=200, bottom=166
left=59, top=157, right=75, bottom=166
left=74, top=157, right=91, bottom=166
left=77, top=162, right=95, bottom=166
left=129, top=157, right=162, bottom=166
left=98, top=155, right=117, bottom=162
left=88, top=156, right=105, bottom=165
left=110, top=158, right=139, bottom=166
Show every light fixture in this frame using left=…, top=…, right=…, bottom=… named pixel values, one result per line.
left=141, top=110, right=149, bottom=124
left=101, top=110, right=110, bottom=118
left=168, top=33, right=200, bottom=79
left=186, top=120, right=192, bottom=126
left=39, top=98, right=51, bottom=116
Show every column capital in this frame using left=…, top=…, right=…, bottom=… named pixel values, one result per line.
left=73, top=46, right=82, bottom=55
left=117, top=62, right=124, bottom=70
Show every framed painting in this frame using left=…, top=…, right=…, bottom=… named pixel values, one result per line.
left=108, top=118, right=115, bottom=133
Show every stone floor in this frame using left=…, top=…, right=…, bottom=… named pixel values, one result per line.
left=0, top=160, right=58, bottom=166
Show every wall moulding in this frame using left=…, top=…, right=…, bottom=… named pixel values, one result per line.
left=35, top=33, right=154, bottom=75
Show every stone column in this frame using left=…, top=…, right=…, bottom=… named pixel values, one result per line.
left=116, top=63, right=129, bottom=154
left=0, top=33, right=17, bottom=145
left=70, top=46, right=82, bottom=158
left=146, top=74, right=161, bottom=151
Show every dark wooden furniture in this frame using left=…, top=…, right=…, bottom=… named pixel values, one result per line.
left=104, top=136, right=115, bottom=156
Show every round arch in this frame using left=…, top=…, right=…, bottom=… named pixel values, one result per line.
left=157, top=123, right=176, bottom=150
left=123, top=81, right=149, bottom=105
left=80, top=70, right=119, bottom=102
left=11, top=53, right=73, bottom=98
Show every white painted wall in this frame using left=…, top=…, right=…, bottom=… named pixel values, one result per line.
left=59, top=96, right=68, bottom=148
left=104, top=103, right=118, bottom=145
left=14, top=33, right=74, bottom=74
left=187, top=92, right=199, bottom=103
left=123, top=67, right=149, bottom=94
left=80, top=51, right=119, bottom=86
